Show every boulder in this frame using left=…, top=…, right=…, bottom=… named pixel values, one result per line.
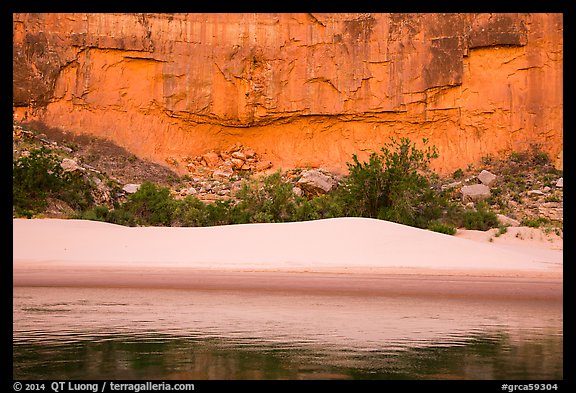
left=122, top=184, right=141, bottom=194
left=297, top=169, right=337, bottom=196
left=556, top=177, right=563, bottom=188
left=496, top=214, right=520, bottom=227
left=255, top=161, right=273, bottom=172
left=230, top=158, right=245, bottom=169
left=202, top=152, right=220, bottom=167
left=461, top=184, right=491, bottom=203
left=213, top=166, right=234, bottom=180
left=60, top=158, right=82, bottom=172
left=231, top=151, right=246, bottom=160
left=477, top=170, right=497, bottom=186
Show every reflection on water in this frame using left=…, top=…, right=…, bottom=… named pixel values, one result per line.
left=13, top=287, right=562, bottom=380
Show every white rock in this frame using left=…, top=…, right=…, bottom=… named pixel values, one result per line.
left=122, top=184, right=141, bottom=194
left=461, top=184, right=491, bottom=202
left=556, top=177, right=563, bottom=188
left=477, top=170, right=497, bottom=187
left=60, top=158, right=82, bottom=172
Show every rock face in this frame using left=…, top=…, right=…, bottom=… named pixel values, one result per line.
left=13, top=13, right=563, bottom=174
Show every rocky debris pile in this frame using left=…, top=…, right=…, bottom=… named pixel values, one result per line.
left=169, top=145, right=339, bottom=202
left=13, top=123, right=33, bottom=142
left=179, top=144, right=273, bottom=180
left=172, top=167, right=342, bottom=203
left=441, top=165, right=563, bottom=226
left=173, top=177, right=242, bottom=202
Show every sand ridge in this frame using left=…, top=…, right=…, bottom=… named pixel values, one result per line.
left=13, top=218, right=562, bottom=300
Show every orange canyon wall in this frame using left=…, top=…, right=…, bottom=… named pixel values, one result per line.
left=13, top=13, right=563, bottom=174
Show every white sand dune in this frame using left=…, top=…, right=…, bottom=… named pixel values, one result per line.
left=13, top=217, right=561, bottom=271
left=13, top=218, right=562, bottom=299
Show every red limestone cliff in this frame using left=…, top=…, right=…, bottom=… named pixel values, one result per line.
left=13, top=13, right=563, bottom=174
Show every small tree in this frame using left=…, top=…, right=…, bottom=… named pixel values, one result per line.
left=123, top=181, right=176, bottom=226
left=173, top=195, right=209, bottom=227
left=338, top=137, right=442, bottom=227
left=230, top=171, right=298, bottom=223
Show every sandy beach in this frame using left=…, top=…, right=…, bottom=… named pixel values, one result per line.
left=13, top=218, right=562, bottom=300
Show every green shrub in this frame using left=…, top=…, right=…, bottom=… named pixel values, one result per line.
left=509, top=151, right=529, bottom=163
left=337, top=137, right=444, bottom=228
left=452, top=168, right=464, bottom=179
left=481, top=154, right=494, bottom=165
left=13, top=147, right=66, bottom=214
left=508, top=145, right=551, bottom=167
left=428, top=222, right=457, bottom=235
left=204, top=200, right=234, bottom=226
left=173, top=195, right=210, bottom=227
left=81, top=205, right=136, bottom=226
left=529, top=144, right=551, bottom=166
left=291, top=198, right=320, bottom=222
left=494, top=225, right=508, bottom=237
left=13, top=147, right=93, bottom=216
left=308, top=194, right=345, bottom=220
left=521, top=217, right=550, bottom=228
left=460, top=204, right=499, bottom=231
left=59, top=172, right=95, bottom=211
left=122, top=181, right=176, bottom=226
left=230, top=171, right=298, bottom=223
left=81, top=205, right=111, bottom=222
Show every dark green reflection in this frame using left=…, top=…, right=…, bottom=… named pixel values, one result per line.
left=13, top=331, right=562, bottom=380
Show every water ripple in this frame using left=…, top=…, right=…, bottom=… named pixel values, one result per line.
left=13, top=287, right=563, bottom=380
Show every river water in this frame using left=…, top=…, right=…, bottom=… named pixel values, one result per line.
left=13, top=286, right=562, bottom=380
